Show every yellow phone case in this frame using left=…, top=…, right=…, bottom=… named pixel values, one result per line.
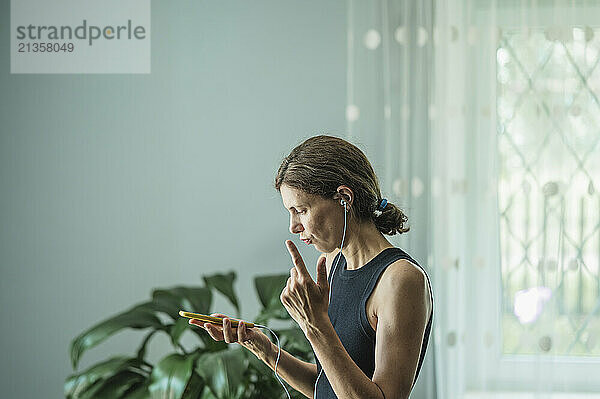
left=178, top=311, right=255, bottom=328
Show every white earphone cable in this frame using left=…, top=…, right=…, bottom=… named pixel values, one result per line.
left=313, top=199, right=347, bottom=398
left=253, top=323, right=291, bottom=399
left=254, top=199, right=348, bottom=399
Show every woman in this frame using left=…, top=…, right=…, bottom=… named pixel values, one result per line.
left=190, top=135, right=433, bottom=399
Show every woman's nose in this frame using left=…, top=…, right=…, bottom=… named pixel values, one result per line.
left=289, top=217, right=304, bottom=234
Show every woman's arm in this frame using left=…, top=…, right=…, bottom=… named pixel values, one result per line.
left=256, top=248, right=344, bottom=398
left=371, top=260, right=431, bottom=398
left=306, top=320, right=386, bottom=399
left=306, top=259, right=431, bottom=399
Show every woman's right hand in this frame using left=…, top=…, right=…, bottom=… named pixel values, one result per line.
left=189, top=313, right=273, bottom=359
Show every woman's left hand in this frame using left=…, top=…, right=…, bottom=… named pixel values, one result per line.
left=280, top=240, right=330, bottom=336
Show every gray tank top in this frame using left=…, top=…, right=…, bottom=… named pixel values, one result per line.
left=314, top=247, right=434, bottom=398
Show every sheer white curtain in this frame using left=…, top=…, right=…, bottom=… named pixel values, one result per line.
left=345, top=0, right=600, bottom=398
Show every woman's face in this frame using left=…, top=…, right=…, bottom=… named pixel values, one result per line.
left=280, top=184, right=343, bottom=253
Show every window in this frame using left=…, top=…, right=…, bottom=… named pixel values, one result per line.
left=497, top=27, right=600, bottom=358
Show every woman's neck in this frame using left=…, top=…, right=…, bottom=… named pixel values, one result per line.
left=341, top=220, right=393, bottom=270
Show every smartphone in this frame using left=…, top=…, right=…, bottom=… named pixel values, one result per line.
left=178, top=310, right=255, bottom=328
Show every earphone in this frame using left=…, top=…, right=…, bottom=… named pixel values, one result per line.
left=312, top=195, right=348, bottom=398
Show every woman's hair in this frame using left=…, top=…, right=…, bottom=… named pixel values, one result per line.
left=274, top=135, right=409, bottom=235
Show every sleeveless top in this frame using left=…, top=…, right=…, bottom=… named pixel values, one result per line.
left=314, top=247, right=434, bottom=398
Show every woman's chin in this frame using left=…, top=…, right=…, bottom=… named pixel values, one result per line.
left=314, top=243, right=331, bottom=252
left=311, top=240, right=334, bottom=253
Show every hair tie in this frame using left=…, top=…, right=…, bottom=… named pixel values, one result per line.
left=373, top=198, right=388, bottom=217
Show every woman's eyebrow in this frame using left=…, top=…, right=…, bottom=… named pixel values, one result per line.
left=288, top=203, right=307, bottom=210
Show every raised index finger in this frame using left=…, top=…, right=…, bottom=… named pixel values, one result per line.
left=285, top=240, right=310, bottom=278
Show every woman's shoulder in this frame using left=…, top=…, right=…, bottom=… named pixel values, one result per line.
left=375, top=255, right=433, bottom=316
left=385, top=257, right=427, bottom=284
left=382, top=247, right=428, bottom=281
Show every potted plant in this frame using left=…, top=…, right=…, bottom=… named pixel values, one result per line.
left=65, top=271, right=314, bottom=398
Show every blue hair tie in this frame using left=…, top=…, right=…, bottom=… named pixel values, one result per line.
left=377, top=198, right=388, bottom=211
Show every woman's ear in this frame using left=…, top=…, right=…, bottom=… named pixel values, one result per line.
left=335, top=185, right=354, bottom=207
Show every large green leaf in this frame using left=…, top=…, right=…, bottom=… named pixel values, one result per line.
left=136, top=330, right=158, bottom=361
left=64, top=356, right=148, bottom=399
left=200, top=389, right=218, bottom=399
left=255, top=307, right=288, bottom=325
left=168, top=317, right=191, bottom=347
left=70, top=303, right=164, bottom=369
left=245, top=352, right=294, bottom=399
left=246, top=350, right=272, bottom=376
left=254, top=275, right=289, bottom=322
left=182, top=371, right=205, bottom=398
left=254, top=275, right=287, bottom=309
left=79, top=370, right=146, bottom=399
left=195, top=349, right=248, bottom=399
left=203, top=272, right=240, bottom=316
left=150, top=286, right=213, bottom=347
left=182, top=326, right=230, bottom=355
left=122, top=381, right=150, bottom=399
left=274, top=328, right=313, bottom=359
left=195, top=331, right=230, bottom=353
left=151, top=286, right=212, bottom=318
left=147, top=353, right=195, bottom=399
